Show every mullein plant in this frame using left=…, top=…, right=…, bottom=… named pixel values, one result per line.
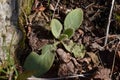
left=23, top=8, right=85, bottom=78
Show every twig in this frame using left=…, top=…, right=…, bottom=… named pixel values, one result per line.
left=85, top=3, right=95, bottom=9
left=89, top=9, right=101, bottom=21
left=110, top=41, right=120, bottom=78
left=104, top=0, right=115, bottom=46
left=9, top=69, right=14, bottom=80
left=95, top=51, right=104, bottom=67
left=52, top=0, right=60, bottom=19
left=94, top=35, right=117, bottom=43
left=27, top=74, right=87, bottom=80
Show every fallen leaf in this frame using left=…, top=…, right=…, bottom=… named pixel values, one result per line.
left=94, top=67, right=111, bottom=80
left=87, top=52, right=100, bottom=66
left=58, top=62, right=75, bottom=77
left=38, top=5, right=46, bottom=11
left=57, top=48, right=71, bottom=63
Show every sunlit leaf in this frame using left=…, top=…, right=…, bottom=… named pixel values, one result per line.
left=64, top=8, right=83, bottom=30
left=50, top=19, right=62, bottom=38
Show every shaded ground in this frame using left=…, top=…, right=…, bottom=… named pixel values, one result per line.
left=18, top=0, right=120, bottom=80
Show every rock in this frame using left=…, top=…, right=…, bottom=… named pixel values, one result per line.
left=0, top=0, right=22, bottom=64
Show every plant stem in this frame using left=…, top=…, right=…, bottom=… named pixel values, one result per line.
left=52, top=0, right=60, bottom=19
left=110, top=41, right=120, bottom=78
left=104, top=0, right=115, bottom=46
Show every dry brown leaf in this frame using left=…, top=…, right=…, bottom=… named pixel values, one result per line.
left=57, top=48, right=71, bottom=63
left=38, top=6, right=46, bottom=12
left=117, top=51, right=120, bottom=58
left=94, top=67, right=111, bottom=80
left=87, top=52, right=100, bottom=66
left=58, top=62, right=75, bottom=77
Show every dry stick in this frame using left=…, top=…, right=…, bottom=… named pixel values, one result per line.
left=27, top=74, right=86, bottom=80
left=110, top=41, right=120, bottom=78
left=52, top=0, right=60, bottom=19
left=104, top=0, right=115, bottom=46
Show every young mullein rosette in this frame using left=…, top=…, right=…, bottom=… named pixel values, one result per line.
left=0, top=0, right=22, bottom=64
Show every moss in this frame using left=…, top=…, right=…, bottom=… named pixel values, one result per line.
left=115, top=13, right=120, bottom=22
left=18, top=0, right=35, bottom=48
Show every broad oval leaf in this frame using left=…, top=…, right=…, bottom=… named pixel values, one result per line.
left=50, top=19, right=62, bottom=38
left=64, top=8, right=83, bottom=30
left=23, top=45, right=55, bottom=77
left=63, top=28, right=74, bottom=39
left=23, top=52, right=40, bottom=75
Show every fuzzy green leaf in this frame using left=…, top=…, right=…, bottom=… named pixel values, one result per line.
left=50, top=19, right=62, bottom=38
left=63, top=28, right=74, bottom=38
left=62, top=40, right=74, bottom=52
left=72, top=44, right=85, bottom=58
left=23, top=45, right=55, bottom=77
left=64, top=8, right=83, bottom=30
left=62, top=40, right=85, bottom=58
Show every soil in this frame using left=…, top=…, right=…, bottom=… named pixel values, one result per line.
left=18, top=0, right=120, bottom=80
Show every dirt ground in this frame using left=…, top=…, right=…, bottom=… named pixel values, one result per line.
left=18, top=0, right=120, bottom=80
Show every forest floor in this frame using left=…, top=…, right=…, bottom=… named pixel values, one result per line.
left=18, top=0, right=120, bottom=80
